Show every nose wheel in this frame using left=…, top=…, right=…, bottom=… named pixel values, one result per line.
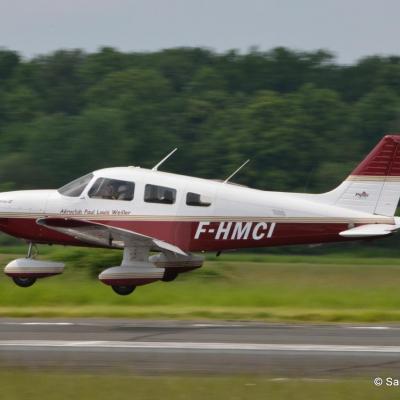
left=12, top=276, right=37, bottom=288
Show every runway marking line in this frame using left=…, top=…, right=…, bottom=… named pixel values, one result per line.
left=346, top=326, right=391, bottom=330
left=191, top=324, right=245, bottom=328
left=1, top=341, right=400, bottom=353
left=1, top=322, right=75, bottom=326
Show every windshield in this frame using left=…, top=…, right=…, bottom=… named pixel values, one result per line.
left=57, top=173, right=93, bottom=197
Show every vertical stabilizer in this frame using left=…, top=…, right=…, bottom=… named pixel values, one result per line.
left=322, top=135, right=400, bottom=216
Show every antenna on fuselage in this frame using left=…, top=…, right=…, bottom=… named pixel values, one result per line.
left=152, top=148, right=178, bottom=171
left=223, top=159, right=250, bottom=183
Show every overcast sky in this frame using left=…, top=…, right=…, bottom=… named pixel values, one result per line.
left=1, top=0, right=399, bottom=64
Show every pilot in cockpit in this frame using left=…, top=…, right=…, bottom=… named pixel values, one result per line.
left=102, top=182, right=117, bottom=199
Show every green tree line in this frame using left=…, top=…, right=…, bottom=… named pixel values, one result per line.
left=0, top=46, right=399, bottom=194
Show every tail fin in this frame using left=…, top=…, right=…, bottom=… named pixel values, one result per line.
left=324, top=134, right=400, bottom=216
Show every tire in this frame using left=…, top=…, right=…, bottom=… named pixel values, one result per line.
left=111, top=285, right=136, bottom=296
left=161, top=271, right=179, bottom=282
left=12, top=276, right=37, bottom=288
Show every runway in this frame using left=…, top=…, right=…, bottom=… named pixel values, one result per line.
left=0, top=318, right=400, bottom=377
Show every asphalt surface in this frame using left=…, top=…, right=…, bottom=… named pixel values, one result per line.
left=0, top=318, right=400, bottom=377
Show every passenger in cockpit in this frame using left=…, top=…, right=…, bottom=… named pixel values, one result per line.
left=116, top=184, right=129, bottom=200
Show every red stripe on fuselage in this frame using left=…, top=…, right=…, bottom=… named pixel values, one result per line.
left=0, top=217, right=356, bottom=251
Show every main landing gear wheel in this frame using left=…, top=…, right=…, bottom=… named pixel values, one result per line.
left=12, top=276, right=37, bottom=288
left=161, top=271, right=178, bottom=282
left=111, top=285, right=136, bottom=296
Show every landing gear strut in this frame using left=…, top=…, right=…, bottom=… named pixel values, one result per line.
left=111, top=285, right=136, bottom=296
left=27, top=242, right=38, bottom=259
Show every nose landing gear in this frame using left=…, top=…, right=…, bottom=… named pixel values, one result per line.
left=7, top=243, right=38, bottom=288
left=4, top=242, right=65, bottom=288
left=12, top=276, right=37, bottom=288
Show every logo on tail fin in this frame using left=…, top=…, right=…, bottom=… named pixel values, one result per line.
left=355, top=191, right=369, bottom=199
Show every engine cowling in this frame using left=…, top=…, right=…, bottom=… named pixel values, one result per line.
left=4, top=258, right=65, bottom=278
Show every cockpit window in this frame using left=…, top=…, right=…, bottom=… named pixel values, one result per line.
left=88, top=177, right=134, bottom=201
left=144, top=184, right=176, bottom=204
left=58, top=173, right=93, bottom=197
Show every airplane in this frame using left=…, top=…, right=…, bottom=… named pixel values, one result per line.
left=1, top=134, right=400, bottom=295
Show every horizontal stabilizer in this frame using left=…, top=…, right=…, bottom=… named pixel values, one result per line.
left=339, top=224, right=399, bottom=238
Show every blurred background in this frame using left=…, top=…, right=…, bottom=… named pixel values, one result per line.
left=0, top=1, right=400, bottom=212
left=0, top=45, right=400, bottom=255
left=0, top=45, right=399, bottom=193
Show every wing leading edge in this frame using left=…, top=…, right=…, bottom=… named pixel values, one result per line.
left=36, top=217, right=187, bottom=256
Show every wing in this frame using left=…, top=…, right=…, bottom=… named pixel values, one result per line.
left=36, top=217, right=187, bottom=256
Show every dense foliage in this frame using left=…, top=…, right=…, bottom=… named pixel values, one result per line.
left=0, top=46, right=399, bottom=194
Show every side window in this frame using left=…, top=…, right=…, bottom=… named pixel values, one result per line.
left=186, top=192, right=211, bottom=207
left=144, top=184, right=176, bottom=204
left=88, top=178, right=134, bottom=201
